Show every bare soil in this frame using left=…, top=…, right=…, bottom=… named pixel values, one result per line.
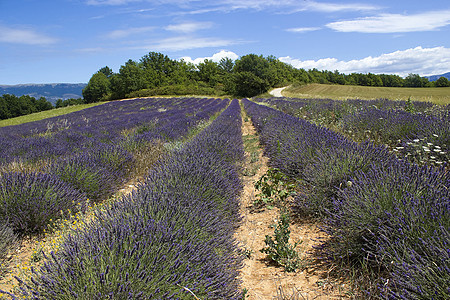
left=269, top=87, right=288, bottom=98
left=237, top=108, right=349, bottom=299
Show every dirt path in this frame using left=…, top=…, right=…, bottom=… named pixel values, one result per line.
left=236, top=107, right=349, bottom=299
left=269, top=87, right=288, bottom=98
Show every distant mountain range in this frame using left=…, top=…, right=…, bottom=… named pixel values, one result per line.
left=425, top=72, right=450, bottom=81
left=0, top=83, right=87, bottom=104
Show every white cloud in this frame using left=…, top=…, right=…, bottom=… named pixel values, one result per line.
left=327, top=10, right=450, bottom=33
left=286, top=27, right=321, bottom=33
left=180, top=50, right=239, bottom=64
left=0, top=26, right=57, bottom=45
left=75, top=47, right=108, bottom=53
left=301, top=1, right=379, bottom=13
left=135, top=36, right=237, bottom=51
left=165, top=21, right=213, bottom=33
left=86, top=0, right=380, bottom=13
left=279, top=46, right=450, bottom=77
left=215, top=0, right=379, bottom=12
left=105, top=26, right=155, bottom=39
left=86, top=0, right=142, bottom=5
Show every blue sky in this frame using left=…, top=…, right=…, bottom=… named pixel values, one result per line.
left=1, top=0, right=449, bottom=84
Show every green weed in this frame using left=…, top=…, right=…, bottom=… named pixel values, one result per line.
left=260, top=211, right=302, bottom=272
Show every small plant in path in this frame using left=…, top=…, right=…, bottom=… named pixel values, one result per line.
left=261, top=210, right=302, bottom=272
left=254, top=168, right=296, bottom=209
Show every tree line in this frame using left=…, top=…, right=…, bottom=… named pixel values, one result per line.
left=0, top=94, right=85, bottom=120
left=2, top=52, right=448, bottom=120
left=83, top=52, right=450, bottom=101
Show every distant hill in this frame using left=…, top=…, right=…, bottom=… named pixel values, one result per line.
left=0, top=83, right=87, bottom=104
left=425, top=72, right=450, bottom=81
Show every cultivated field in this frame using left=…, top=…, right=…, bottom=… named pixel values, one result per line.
left=283, top=83, right=450, bottom=105
left=0, top=96, right=448, bottom=299
left=0, top=102, right=105, bottom=128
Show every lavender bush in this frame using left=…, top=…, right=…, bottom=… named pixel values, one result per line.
left=0, top=221, right=18, bottom=276
left=257, top=97, right=449, bottom=167
left=327, top=161, right=449, bottom=298
left=45, top=145, right=133, bottom=202
left=17, top=100, right=245, bottom=299
left=300, top=141, right=396, bottom=217
left=0, top=172, right=86, bottom=236
left=0, top=97, right=227, bottom=168
left=256, top=97, right=437, bottom=128
left=243, top=98, right=449, bottom=298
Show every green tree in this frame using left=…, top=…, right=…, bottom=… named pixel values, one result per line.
left=379, top=74, right=404, bottom=87
left=405, top=73, right=424, bottom=87
left=111, top=60, right=148, bottom=99
left=218, top=57, right=234, bottom=73
left=0, top=95, right=11, bottom=120
left=82, top=72, right=111, bottom=103
left=140, top=52, right=176, bottom=88
left=197, top=59, right=220, bottom=87
left=234, top=54, right=274, bottom=84
left=170, top=59, right=195, bottom=85
left=367, top=73, right=383, bottom=86
left=98, top=66, right=114, bottom=78
left=55, top=99, right=64, bottom=108
left=233, top=54, right=276, bottom=95
left=293, top=68, right=311, bottom=84
left=435, top=76, right=450, bottom=87
left=35, top=97, right=53, bottom=111
left=233, top=71, right=270, bottom=97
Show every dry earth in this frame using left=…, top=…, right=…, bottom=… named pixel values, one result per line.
left=268, top=87, right=288, bottom=98
left=237, top=107, right=349, bottom=299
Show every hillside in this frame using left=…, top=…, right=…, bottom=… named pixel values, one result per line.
left=425, top=72, right=450, bottom=81
left=0, top=83, right=86, bottom=104
left=283, top=83, right=450, bottom=105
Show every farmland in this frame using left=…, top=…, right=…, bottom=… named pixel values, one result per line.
left=283, top=83, right=450, bottom=105
left=0, top=96, right=449, bottom=299
left=0, top=103, right=105, bottom=128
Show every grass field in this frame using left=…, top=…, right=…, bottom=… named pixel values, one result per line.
left=283, top=83, right=450, bottom=105
left=0, top=102, right=105, bottom=127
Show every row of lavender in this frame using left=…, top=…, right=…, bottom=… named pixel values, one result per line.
left=0, top=98, right=228, bottom=276
left=13, top=99, right=245, bottom=299
left=0, top=97, right=227, bottom=166
left=243, top=99, right=449, bottom=299
left=255, top=97, right=449, bottom=167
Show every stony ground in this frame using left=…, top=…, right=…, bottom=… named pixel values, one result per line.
left=236, top=109, right=350, bottom=299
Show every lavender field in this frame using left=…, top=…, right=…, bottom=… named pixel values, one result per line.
left=244, top=98, right=449, bottom=299
left=0, top=96, right=448, bottom=299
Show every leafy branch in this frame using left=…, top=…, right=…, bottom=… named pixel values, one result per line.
left=260, top=211, right=302, bottom=272
left=254, top=168, right=296, bottom=209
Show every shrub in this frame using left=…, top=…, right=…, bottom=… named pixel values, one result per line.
left=326, top=162, right=449, bottom=297
left=48, top=155, right=120, bottom=202
left=243, top=98, right=449, bottom=297
left=125, top=83, right=223, bottom=98
left=298, top=141, right=396, bottom=217
left=261, top=211, right=302, bottom=272
left=85, top=144, right=134, bottom=176
left=254, top=168, right=296, bottom=209
left=0, top=221, right=18, bottom=276
left=18, top=100, right=245, bottom=299
left=0, top=172, right=85, bottom=235
left=18, top=211, right=241, bottom=299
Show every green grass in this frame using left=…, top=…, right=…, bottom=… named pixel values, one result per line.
left=283, top=83, right=450, bottom=105
left=0, top=102, right=105, bottom=127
